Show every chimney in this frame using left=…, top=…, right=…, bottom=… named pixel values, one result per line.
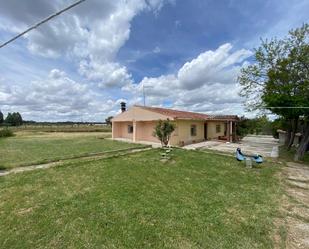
left=120, top=102, right=126, bottom=112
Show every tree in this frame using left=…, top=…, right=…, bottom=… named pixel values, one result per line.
left=238, top=23, right=309, bottom=159
left=105, top=116, right=113, bottom=126
left=5, top=113, right=13, bottom=125
left=153, top=119, right=175, bottom=146
left=236, top=115, right=273, bottom=137
left=0, top=110, right=3, bottom=124
left=14, top=112, right=23, bottom=126
left=5, top=112, right=23, bottom=126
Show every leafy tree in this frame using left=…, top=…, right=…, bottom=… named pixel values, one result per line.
left=5, top=113, right=13, bottom=125
left=5, top=112, right=23, bottom=126
left=14, top=112, right=23, bottom=126
left=236, top=115, right=273, bottom=137
left=238, top=23, right=309, bottom=159
left=105, top=116, right=113, bottom=126
left=153, top=119, right=175, bottom=146
left=0, top=110, right=3, bottom=124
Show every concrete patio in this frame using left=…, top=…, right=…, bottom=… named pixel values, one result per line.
left=183, top=135, right=279, bottom=157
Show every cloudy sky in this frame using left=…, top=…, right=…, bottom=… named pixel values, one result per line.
left=0, top=0, right=308, bottom=121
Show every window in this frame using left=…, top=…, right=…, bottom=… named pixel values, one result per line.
left=128, top=125, right=133, bottom=134
left=191, top=124, right=197, bottom=136
left=216, top=124, right=221, bottom=133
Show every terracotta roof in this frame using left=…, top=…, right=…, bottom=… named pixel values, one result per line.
left=136, top=105, right=238, bottom=121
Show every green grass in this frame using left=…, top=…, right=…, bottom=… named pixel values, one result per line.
left=0, top=132, right=143, bottom=169
left=279, top=146, right=309, bottom=165
left=0, top=149, right=281, bottom=248
left=9, top=124, right=112, bottom=133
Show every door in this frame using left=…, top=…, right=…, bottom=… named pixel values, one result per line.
left=204, top=123, right=208, bottom=140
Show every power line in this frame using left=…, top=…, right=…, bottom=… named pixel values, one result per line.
left=0, top=0, right=86, bottom=49
left=264, top=107, right=309, bottom=109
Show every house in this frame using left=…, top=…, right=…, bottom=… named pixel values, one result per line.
left=112, top=103, right=239, bottom=146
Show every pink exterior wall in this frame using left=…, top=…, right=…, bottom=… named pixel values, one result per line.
left=136, top=121, right=160, bottom=143
left=112, top=106, right=237, bottom=145
left=112, top=121, right=133, bottom=139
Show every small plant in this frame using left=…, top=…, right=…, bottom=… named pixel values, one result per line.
left=153, top=119, right=175, bottom=147
left=0, top=128, right=14, bottom=138
left=160, top=146, right=173, bottom=162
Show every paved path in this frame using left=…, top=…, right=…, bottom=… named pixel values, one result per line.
left=280, top=162, right=309, bottom=249
left=0, top=147, right=151, bottom=177
left=184, top=135, right=279, bottom=157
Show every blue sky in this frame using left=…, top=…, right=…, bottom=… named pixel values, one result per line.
left=0, top=0, right=308, bottom=121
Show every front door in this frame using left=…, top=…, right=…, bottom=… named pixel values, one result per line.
left=204, top=123, right=208, bottom=140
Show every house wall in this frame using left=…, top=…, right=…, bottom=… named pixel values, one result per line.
left=112, top=106, right=234, bottom=145
left=170, top=120, right=205, bottom=146
left=112, top=106, right=170, bottom=122
left=136, top=121, right=160, bottom=143
left=206, top=121, right=226, bottom=139
left=113, top=119, right=229, bottom=146
left=112, top=121, right=133, bottom=139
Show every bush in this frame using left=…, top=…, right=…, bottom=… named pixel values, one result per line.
left=0, top=128, right=14, bottom=138
left=153, top=119, right=175, bottom=146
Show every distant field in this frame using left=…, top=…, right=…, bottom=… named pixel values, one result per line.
left=8, top=124, right=112, bottom=133
left=0, top=131, right=142, bottom=169
left=0, top=149, right=281, bottom=248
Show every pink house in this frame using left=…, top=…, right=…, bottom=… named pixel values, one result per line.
left=112, top=103, right=239, bottom=146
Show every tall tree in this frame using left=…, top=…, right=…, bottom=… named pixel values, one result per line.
left=238, top=24, right=309, bottom=159
left=0, top=110, right=3, bottom=124
left=14, top=112, right=23, bottom=126
left=5, top=113, right=13, bottom=125
left=5, top=112, right=23, bottom=126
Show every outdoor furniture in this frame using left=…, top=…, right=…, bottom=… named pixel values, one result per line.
left=236, top=148, right=263, bottom=164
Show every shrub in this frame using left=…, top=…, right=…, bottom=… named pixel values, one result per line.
left=153, top=119, right=175, bottom=146
left=0, top=128, right=14, bottom=138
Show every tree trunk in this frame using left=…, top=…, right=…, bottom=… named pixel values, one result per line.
left=294, top=122, right=309, bottom=161
left=287, top=118, right=299, bottom=150
left=285, top=120, right=292, bottom=147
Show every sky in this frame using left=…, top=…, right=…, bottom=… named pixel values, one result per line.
left=0, top=0, right=308, bottom=121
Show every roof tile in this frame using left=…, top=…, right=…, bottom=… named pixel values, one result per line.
left=136, top=106, right=238, bottom=121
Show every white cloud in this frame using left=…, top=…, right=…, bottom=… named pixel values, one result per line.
left=79, top=61, right=133, bottom=88
left=0, top=1, right=257, bottom=120
left=177, top=43, right=252, bottom=89
left=0, top=0, right=173, bottom=88
left=153, top=46, right=161, bottom=53
left=123, top=43, right=252, bottom=115
left=0, top=69, right=121, bottom=121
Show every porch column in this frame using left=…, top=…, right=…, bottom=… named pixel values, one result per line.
left=133, top=120, right=137, bottom=142
left=229, top=121, right=233, bottom=142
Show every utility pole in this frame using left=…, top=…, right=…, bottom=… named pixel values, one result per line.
left=142, top=84, right=153, bottom=106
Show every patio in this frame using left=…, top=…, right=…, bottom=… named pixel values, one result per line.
left=183, top=135, right=279, bottom=157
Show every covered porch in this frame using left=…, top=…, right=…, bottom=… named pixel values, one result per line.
left=204, top=120, right=237, bottom=142
left=112, top=120, right=160, bottom=144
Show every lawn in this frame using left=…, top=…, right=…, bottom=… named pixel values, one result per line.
left=9, top=124, right=112, bottom=133
left=0, top=149, right=281, bottom=248
left=0, top=131, right=143, bottom=169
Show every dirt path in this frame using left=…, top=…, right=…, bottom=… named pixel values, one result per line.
left=0, top=147, right=151, bottom=177
left=279, top=162, right=309, bottom=249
